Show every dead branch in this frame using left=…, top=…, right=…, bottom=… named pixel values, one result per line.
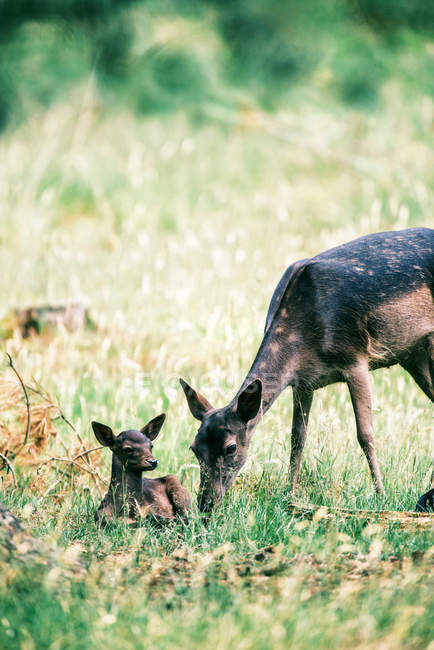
left=36, top=446, right=105, bottom=480
left=0, top=452, right=17, bottom=487
left=32, top=387, right=92, bottom=458
left=26, top=383, right=101, bottom=484
left=6, top=353, right=30, bottom=453
left=60, top=427, right=105, bottom=483
left=41, top=469, right=69, bottom=499
left=36, top=446, right=103, bottom=468
left=38, top=444, right=107, bottom=499
left=1, top=368, right=105, bottom=494
left=40, top=456, right=104, bottom=477
left=41, top=457, right=107, bottom=499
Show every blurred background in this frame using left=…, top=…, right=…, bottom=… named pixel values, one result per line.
left=0, top=0, right=433, bottom=492
left=0, top=0, right=433, bottom=129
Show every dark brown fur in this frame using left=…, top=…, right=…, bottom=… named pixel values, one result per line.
left=92, top=415, right=191, bottom=523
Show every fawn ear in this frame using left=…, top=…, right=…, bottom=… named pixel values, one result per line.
left=141, top=413, right=166, bottom=441
left=236, top=379, right=262, bottom=423
left=179, top=378, right=214, bottom=421
left=92, top=422, right=115, bottom=448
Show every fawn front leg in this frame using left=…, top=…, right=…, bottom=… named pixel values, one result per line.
left=166, top=475, right=192, bottom=518
left=94, top=502, right=115, bottom=524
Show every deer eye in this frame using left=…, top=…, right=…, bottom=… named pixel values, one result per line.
left=123, top=446, right=133, bottom=455
left=225, top=443, right=237, bottom=456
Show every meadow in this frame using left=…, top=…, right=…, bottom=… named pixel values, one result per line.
left=0, top=6, right=433, bottom=647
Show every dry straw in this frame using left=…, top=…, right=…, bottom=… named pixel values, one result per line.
left=0, top=354, right=105, bottom=496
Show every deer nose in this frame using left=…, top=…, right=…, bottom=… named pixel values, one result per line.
left=149, top=459, right=158, bottom=469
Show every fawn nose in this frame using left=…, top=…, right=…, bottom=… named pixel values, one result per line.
left=149, top=459, right=158, bottom=469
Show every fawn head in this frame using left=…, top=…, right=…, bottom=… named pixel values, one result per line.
left=180, top=377, right=262, bottom=512
left=91, top=413, right=166, bottom=472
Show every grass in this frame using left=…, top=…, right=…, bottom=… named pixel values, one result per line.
left=0, top=58, right=433, bottom=648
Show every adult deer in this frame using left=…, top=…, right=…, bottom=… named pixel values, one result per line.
left=180, top=228, right=433, bottom=512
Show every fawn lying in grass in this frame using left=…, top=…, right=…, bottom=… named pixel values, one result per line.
left=92, top=414, right=191, bottom=524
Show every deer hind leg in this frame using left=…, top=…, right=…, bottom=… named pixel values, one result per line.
left=289, top=388, right=313, bottom=494
left=345, top=360, right=384, bottom=494
left=399, top=335, right=434, bottom=402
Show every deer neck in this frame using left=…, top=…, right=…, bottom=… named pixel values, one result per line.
left=108, top=454, right=143, bottom=508
left=237, top=321, right=300, bottom=419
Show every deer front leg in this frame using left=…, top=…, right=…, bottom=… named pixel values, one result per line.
left=345, top=361, right=384, bottom=494
left=94, top=502, right=115, bottom=524
left=94, top=491, right=123, bottom=524
left=289, top=388, right=313, bottom=494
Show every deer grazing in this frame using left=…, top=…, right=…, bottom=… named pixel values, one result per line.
left=92, top=414, right=191, bottom=523
left=180, top=227, right=434, bottom=512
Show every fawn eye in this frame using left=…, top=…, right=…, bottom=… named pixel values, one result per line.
left=225, top=443, right=237, bottom=456
left=123, top=446, right=133, bottom=455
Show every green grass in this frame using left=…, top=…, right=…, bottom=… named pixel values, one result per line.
left=0, top=56, right=433, bottom=648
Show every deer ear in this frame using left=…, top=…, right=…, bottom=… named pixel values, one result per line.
left=92, top=421, right=115, bottom=448
left=179, top=378, right=214, bottom=421
left=236, top=379, right=262, bottom=423
left=141, top=413, right=166, bottom=441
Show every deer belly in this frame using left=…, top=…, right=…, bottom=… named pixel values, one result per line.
left=366, top=286, right=433, bottom=361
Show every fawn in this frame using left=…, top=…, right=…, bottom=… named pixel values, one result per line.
left=92, top=414, right=191, bottom=523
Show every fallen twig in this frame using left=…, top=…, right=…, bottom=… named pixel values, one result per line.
left=287, top=501, right=433, bottom=529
